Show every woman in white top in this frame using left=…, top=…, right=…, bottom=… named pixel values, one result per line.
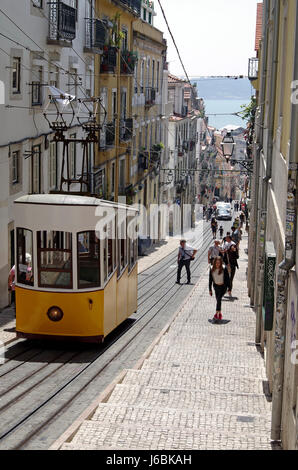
left=209, top=257, right=231, bottom=322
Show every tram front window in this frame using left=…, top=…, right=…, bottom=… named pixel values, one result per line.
left=37, top=231, right=72, bottom=289
left=77, top=231, right=100, bottom=289
left=16, top=228, right=34, bottom=286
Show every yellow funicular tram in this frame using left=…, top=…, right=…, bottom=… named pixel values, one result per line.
left=14, top=194, right=138, bottom=343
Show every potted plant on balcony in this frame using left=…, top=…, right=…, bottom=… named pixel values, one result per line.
left=121, top=50, right=138, bottom=74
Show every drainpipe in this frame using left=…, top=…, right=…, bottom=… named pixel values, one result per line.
left=256, top=0, right=280, bottom=343
left=250, top=0, right=269, bottom=306
left=271, top=0, right=298, bottom=442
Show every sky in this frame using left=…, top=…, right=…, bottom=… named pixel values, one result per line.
left=153, top=0, right=260, bottom=77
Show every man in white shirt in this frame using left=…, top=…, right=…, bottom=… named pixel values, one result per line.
left=176, top=240, right=197, bottom=285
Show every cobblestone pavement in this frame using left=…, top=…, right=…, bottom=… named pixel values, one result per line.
left=0, top=305, right=16, bottom=345
left=59, top=235, right=276, bottom=450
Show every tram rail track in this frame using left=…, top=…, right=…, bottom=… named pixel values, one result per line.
left=0, top=221, right=221, bottom=449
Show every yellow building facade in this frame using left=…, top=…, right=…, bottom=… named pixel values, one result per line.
left=248, top=0, right=298, bottom=449
left=94, top=0, right=140, bottom=202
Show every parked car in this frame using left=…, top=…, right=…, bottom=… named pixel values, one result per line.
left=216, top=208, right=232, bottom=221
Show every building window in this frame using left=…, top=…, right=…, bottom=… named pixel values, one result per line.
left=156, top=62, right=160, bottom=92
left=140, top=60, right=144, bottom=94
left=111, top=162, right=115, bottom=194
left=112, top=90, right=117, bottom=119
left=32, top=67, right=43, bottom=106
left=68, top=68, right=78, bottom=97
left=143, top=8, right=146, bottom=21
left=49, top=141, right=57, bottom=189
left=16, top=228, right=34, bottom=286
left=119, top=158, right=126, bottom=194
left=12, top=57, right=21, bottom=94
left=70, top=134, right=76, bottom=179
left=32, top=145, right=41, bottom=194
left=152, top=60, right=155, bottom=89
left=77, top=231, right=100, bottom=289
left=121, top=28, right=128, bottom=52
left=49, top=66, right=59, bottom=88
left=12, top=151, right=19, bottom=184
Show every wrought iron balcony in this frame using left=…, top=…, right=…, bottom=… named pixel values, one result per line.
left=84, top=18, right=107, bottom=52
left=116, top=0, right=141, bottom=16
left=121, top=50, right=138, bottom=74
left=145, top=87, right=156, bottom=107
left=100, top=46, right=117, bottom=73
left=47, top=1, right=76, bottom=45
left=248, top=57, right=259, bottom=80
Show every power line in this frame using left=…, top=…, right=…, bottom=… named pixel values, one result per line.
left=157, top=0, right=192, bottom=90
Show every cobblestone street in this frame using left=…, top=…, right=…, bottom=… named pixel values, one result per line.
left=56, top=235, right=278, bottom=450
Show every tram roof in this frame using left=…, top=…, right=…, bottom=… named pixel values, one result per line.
left=14, top=194, right=138, bottom=211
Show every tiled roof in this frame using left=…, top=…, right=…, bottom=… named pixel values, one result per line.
left=255, top=3, right=263, bottom=51
left=168, top=73, right=187, bottom=84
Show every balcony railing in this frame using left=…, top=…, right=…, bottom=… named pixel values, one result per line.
left=116, top=0, right=141, bottom=16
left=85, top=18, right=107, bottom=52
left=248, top=57, right=259, bottom=80
left=145, top=87, right=156, bottom=107
left=48, top=1, right=76, bottom=44
left=121, top=50, right=138, bottom=74
left=100, top=46, right=117, bottom=73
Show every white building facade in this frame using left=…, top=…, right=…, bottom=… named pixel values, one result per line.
left=0, top=0, right=96, bottom=308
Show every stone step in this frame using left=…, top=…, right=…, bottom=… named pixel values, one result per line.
left=107, top=384, right=272, bottom=416
left=64, top=419, right=272, bottom=450
left=149, top=346, right=266, bottom=365
left=161, top=336, right=260, bottom=349
left=122, top=369, right=266, bottom=394
left=90, top=403, right=272, bottom=432
left=140, top=360, right=267, bottom=379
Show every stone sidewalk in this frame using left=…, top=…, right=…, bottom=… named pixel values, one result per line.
left=56, top=235, right=277, bottom=450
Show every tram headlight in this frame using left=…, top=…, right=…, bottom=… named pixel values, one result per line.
left=47, top=306, right=63, bottom=322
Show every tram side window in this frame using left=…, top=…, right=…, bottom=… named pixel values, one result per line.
left=118, top=220, right=127, bottom=276
left=37, top=231, right=72, bottom=288
left=107, top=221, right=116, bottom=277
left=77, top=231, right=100, bottom=289
left=103, top=226, right=108, bottom=283
left=129, top=238, right=138, bottom=272
left=128, top=218, right=138, bottom=272
left=16, top=228, right=34, bottom=286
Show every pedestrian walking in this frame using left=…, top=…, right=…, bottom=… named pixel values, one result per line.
left=223, top=244, right=239, bottom=295
left=231, top=226, right=240, bottom=248
left=219, top=225, right=224, bottom=239
left=208, top=239, right=222, bottom=265
left=240, top=212, right=245, bottom=228
left=209, top=257, right=231, bottom=322
left=222, top=235, right=236, bottom=252
left=211, top=218, right=218, bottom=239
left=176, top=240, right=198, bottom=285
left=8, top=265, right=16, bottom=306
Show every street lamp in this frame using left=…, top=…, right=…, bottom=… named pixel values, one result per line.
left=220, top=131, right=236, bottom=162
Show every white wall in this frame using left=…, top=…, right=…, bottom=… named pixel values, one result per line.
left=0, top=0, right=95, bottom=308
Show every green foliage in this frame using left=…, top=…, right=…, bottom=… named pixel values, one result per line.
left=239, top=96, right=257, bottom=123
